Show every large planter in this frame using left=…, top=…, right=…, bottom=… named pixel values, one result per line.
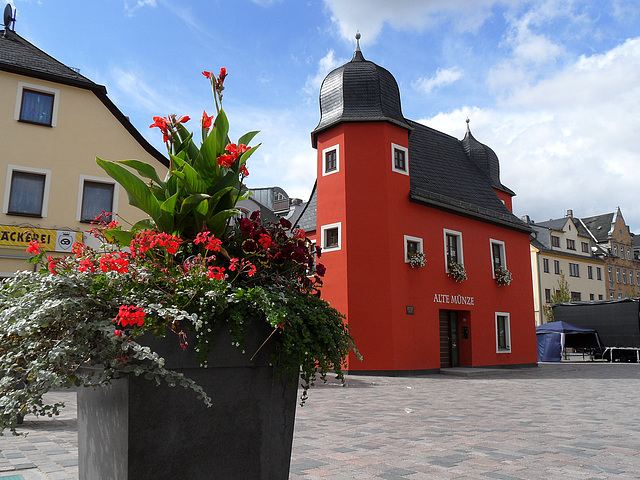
left=77, top=319, right=299, bottom=480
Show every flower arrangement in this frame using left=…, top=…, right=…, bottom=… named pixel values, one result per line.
left=0, top=69, right=359, bottom=434
left=447, top=261, right=467, bottom=282
left=408, top=251, right=426, bottom=268
left=494, top=266, right=513, bottom=286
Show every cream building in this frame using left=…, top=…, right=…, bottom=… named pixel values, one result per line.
left=0, top=26, right=167, bottom=275
left=527, top=211, right=607, bottom=325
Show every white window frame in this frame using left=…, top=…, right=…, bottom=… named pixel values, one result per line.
left=391, top=143, right=409, bottom=175
left=320, top=222, right=342, bottom=252
left=489, top=239, right=506, bottom=278
left=14, top=81, right=60, bottom=127
left=321, top=144, right=340, bottom=177
left=443, top=229, right=464, bottom=272
left=76, top=175, right=120, bottom=223
left=404, top=235, right=423, bottom=263
left=3, top=164, right=52, bottom=217
left=495, top=312, right=511, bottom=353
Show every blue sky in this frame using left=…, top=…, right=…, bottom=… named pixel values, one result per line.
left=7, top=0, right=640, bottom=231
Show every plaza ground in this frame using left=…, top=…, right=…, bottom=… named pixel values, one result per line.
left=1, top=362, right=639, bottom=479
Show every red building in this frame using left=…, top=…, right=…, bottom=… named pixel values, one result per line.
left=296, top=42, right=538, bottom=373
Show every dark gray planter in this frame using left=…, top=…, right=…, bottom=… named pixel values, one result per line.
left=77, top=320, right=298, bottom=480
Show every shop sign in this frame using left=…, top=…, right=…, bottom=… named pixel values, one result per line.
left=433, top=293, right=475, bottom=306
left=0, top=225, right=81, bottom=252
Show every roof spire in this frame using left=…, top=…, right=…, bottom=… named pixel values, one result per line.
left=352, top=31, right=365, bottom=62
left=466, top=117, right=470, bottom=133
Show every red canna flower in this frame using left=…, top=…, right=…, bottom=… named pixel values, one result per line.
left=177, top=115, right=190, bottom=124
left=201, top=110, right=214, bottom=131
left=217, top=154, right=234, bottom=168
left=240, top=165, right=249, bottom=177
left=202, top=71, right=212, bottom=79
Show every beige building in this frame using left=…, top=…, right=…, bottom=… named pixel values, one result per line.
left=0, top=26, right=167, bottom=275
left=581, top=208, right=640, bottom=299
left=528, top=212, right=606, bottom=325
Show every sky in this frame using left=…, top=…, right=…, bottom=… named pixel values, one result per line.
left=6, top=0, right=640, bottom=232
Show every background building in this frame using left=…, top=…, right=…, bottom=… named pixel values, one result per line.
left=298, top=41, right=538, bottom=372
left=527, top=211, right=606, bottom=325
left=581, top=208, right=640, bottom=299
left=0, top=25, right=167, bottom=275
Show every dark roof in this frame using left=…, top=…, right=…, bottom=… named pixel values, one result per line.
left=407, top=120, right=529, bottom=232
left=536, top=217, right=591, bottom=238
left=580, top=212, right=614, bottom=243
left=462, top=127, right=513, bottom=195
left=0, top=29, right=168, bottom=167
left=292, top=181, right=317, bottom=233
left=311, top=49, right=411, bottom=148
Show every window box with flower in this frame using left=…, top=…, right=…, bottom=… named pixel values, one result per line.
left=408, top=251, right=427, bottom=268
left=494, top=266, right=513, bottom=286
left=0, top=69, right=360, bottom=480
left=448, top=261, right=467, bottom=282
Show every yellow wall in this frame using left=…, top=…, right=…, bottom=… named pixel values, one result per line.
left=0, top=71, right=167, bottom=274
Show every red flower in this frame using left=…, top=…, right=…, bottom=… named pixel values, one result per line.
left=113, top=305, right=146, bottom=327
left=316, top=263, right=326, bottom=277
left=47, top=256, right=58, bottom=275
left=26, top=240, right=41, bottom=255
left=202, top=71, right=212, bottom=79
left=150, top=116, right=171, bottom=143
left=177, top=115, right=190, bottom=124
left=225, top=143, right=250, bottom=157
left=217, top=154, right=234, bottom=168
left=114, top=329, right=123, bottom=337
left=201, top=110, right=214, bottom=131
left=78, top=258, right=96, bottom=273
left=207, top=266, right=226, bottom=280
left=258, top=233, right=273, bottom=249
left=239, top=218, right=254, bottom=236
left=240, top=165, right=249, bottom=177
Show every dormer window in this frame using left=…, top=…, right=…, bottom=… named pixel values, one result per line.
left=391, top=143, right=409, bottom=175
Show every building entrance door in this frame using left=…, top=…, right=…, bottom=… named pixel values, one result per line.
left=439, top=310, right=459, bottom=368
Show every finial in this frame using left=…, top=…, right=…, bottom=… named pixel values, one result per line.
left=466, top=117, right=470, bottom=133
left=355, top=31, right=361, bottom=52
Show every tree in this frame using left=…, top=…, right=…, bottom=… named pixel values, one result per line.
left=544, top=272, right=571, bottom=322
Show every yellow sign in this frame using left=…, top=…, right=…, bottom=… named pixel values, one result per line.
left=0, top=225, right=82, bottom=252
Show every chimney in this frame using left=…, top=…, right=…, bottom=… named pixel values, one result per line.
left=566, top=209, right=573, bottom=218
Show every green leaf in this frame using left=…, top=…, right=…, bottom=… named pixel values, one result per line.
left=116, top=160, right=165, bottom=187
left=96, top=157, right=161, bottom=221
left=131, top=218, right=156, bottom=232
left=103, top=229, right=134, bottom=247
left=215, top=110, right=230, bottom=153
left=237, top=130, right=260, bottom=147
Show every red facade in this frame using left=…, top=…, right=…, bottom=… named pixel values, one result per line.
left=303, top=52, right=538, bottom=371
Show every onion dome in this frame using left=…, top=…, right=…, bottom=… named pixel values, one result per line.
left=462, top=118, right=513, bottom=195
left=311, top=33, right=411, bottom=147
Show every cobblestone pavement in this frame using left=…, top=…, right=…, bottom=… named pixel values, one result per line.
left=1, top=362, right=639, bottom=479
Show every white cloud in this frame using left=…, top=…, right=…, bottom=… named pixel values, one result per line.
left=304, top=50, right=346, bottom=96
left=413, top=67, right=463, bottom=94
left=323, top=0, right=521, bottom=43
left=123, top=0, right=156, bottom=17
left=419, top=36, right=640, bottom=231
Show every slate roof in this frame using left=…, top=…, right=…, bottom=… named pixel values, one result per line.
left=292, top=181, right=317, bottom=233
left=581, top=212, right=614, bottom=243
left=311, top=49, right=411, bottom=148
left=0, top=29, right=168, bottom=166
left=536, top=217, right=591, bottom=238
left=0, top=29, right=99, bottom=90
left=407, top=120, right=528, bottom=232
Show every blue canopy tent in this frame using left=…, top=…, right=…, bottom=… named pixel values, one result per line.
left=536, top=321, right=601, bottom=362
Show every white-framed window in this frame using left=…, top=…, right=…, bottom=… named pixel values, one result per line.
left=588, top=265, right=593, bottom=279
left=404, top=235, right=423, bottom=263
left=443, top=229, right=463, bottom=271
left=3, top=165, right=52, bottom=217
left=14, top=81, right=60, bottom=127
left=490, top=239, right=506, bottom=277
left=566, top=239, right=576, bottom=250
left=571, top=291, right=582, bottom=301
left=631, top=270, right=635, bottom=286
left=320, top=222, right=341, bottom=252
left=391, top=143, right=409, bottom=175
left=614, top=245, right=618, bottom=257
left=623, top=269, right=628, bottom=285
left=581, top=242, right=589, bottom=253
left=495, top=312, right=511, bottom=353
left=543, top=258, right=550, bottom=273
left=616, top=268, right=621, bottom=283
left=597, top=267, right=602, bottom=281
left=322, top=144, right=340, bottom=176
left=554, top=260, right=561, bottom=275
left=551, top=235, right=560, bottom=247
left=77, top=175, right=119, bottom=223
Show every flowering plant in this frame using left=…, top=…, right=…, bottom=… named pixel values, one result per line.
left=0, top=69, right=359, bottom=434
left=447, top=261, right=467, bottom=282
left=408, top=252, right=426, bottom=268
left=494, top=266, right=512, bottom=286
